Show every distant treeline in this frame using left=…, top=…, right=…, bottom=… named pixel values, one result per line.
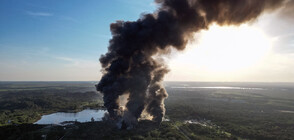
left=165, top=87, right=294, bottom=140
left=0, top=87, right=103, bottom=125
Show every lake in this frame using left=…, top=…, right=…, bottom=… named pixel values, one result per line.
left=34, top=109, right=107, bottom=125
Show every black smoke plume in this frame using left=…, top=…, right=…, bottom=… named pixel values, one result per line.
left=96, top=0, right=285, bottom=128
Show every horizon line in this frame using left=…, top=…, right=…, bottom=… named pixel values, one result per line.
left=0, top=80, right=294, bottom=83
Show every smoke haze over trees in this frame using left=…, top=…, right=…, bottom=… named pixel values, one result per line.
left=96, top=0, right=290, bottom=127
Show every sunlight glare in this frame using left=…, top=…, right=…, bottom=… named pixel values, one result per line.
left=171, top=24, right=272, bottom=72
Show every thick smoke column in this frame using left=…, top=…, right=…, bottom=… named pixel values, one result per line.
left=96, top=0, right=284, bottom=127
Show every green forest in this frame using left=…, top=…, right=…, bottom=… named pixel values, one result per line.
left=1, top=82, right=294, bottom=140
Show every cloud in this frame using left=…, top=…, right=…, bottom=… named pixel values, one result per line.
left=26, top=11, right=53, bottom=17
left=53, top=56, right=99, bottom=68
left=25, top=11, right=79, bottom=23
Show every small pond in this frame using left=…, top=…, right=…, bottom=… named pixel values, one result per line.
left=34, top=109, right=107, bottom=125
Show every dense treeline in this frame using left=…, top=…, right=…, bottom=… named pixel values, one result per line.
left=1, top=82, right=294, bottom=139
left=0, top=121, right=238, bottom=140
left=0, top=83, right=103, bottom=125
left=165, top=87, right=294, bottom=140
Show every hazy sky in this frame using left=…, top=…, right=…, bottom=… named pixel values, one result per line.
left=0, top=0, right=293, bottom=82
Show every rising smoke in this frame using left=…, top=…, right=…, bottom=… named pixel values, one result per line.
left=96, top=0, right=286, bottom=128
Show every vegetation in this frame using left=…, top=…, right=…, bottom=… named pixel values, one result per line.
left=0, top=82, right=294, bottom=139
left=165, top=82, right=294, bottom=140
left=0, top=82, right=103, bottom=125
left=0, top=121, right=238, bottom=140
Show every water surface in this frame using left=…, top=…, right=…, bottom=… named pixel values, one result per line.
left=35, top=109, right=106, bottom=125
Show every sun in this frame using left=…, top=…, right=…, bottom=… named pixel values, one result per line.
left=168, top=24, right=272, bottom=80
left=195, top=24, right=271, bottom=71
